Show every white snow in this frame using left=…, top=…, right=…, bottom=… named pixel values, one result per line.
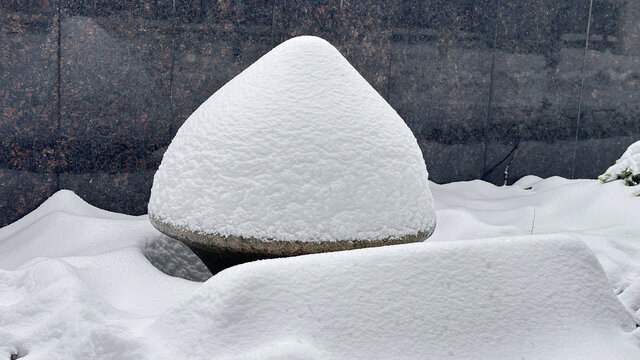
left=147, top=235, right=637, bottom=360
left=149, top=36, right=435, bottom=242
left=599, top=140, right=640, bottom=185
left=0, top=191, right=210, bottom=359
left=2, top=178, right=640, bottom=359
left=430, top=176, right=640, bottom=313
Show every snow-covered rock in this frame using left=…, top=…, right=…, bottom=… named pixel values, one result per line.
left=149, top=36, right=436, bottom=261
left=147, top=235, right=638, bottom=360
left=599, top=140, right=640, bottom=186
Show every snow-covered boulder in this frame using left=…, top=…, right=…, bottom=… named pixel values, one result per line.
left=149, top=36, right=435, bottom=271
left=147, top=235, right=639, bottom=360
left=599, top=140, right=640, bottom=186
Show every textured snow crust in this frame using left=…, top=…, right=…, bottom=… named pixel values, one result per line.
left=149, top=36, right=435, bottom=242
left=599, top=140, right=640, bottom=185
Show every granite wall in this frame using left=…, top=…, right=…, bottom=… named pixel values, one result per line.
left=1, top=0, right=639, bottom=226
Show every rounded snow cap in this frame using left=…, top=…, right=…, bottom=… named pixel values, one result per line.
left=149, top=36, right=436, bottom=258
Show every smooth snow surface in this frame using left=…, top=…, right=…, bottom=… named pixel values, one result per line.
left=0, top=192, right=210, bottom=360
left=148, top=236, right=637, bottom=360
left=2, top=178, right=640, bottom=359
left=149, top=36, right=435, bottom=242
left=600, top=140, right=640, bottom=185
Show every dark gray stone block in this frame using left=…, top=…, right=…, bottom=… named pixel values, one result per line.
left=59, top=2, right=173, bottom=173
left=0, top=169, right=56, bottom=227
left=58, top=170, right=156, bottom=215
left=0, top=3, right=59, bottom=173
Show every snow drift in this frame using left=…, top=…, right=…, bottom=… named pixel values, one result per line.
left=2, top=180, right=640, bottom=359
left=147, top=235, right=638, bottom=360
left=149, top=35, right=435, bottom=243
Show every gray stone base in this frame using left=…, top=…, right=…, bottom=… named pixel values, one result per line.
left=149, top=214, right=434, bottom=274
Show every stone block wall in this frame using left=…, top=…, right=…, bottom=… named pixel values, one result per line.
left=1, top=0, right=638, bottom=226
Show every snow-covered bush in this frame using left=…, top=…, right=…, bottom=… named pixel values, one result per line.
left=599, top=140, right=640, bottom=187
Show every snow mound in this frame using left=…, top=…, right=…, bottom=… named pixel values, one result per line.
left=3, top=183, right=640, bottom=359
left=0, top=189, right=132, bottom=243
left=0, top=191, right=207, bottom=359
left=0, top=190, right=151, bottom=270
left=429, top=178, right=640, bottom=317
left=149, top=35, right=435, bottom=243
left=0, top=190, right=211, bottom=279
left=148, top=236, right=638, bottom=360
left=599, top=140, right=640, bottom=186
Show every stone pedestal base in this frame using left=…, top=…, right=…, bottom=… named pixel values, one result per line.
left=150, top=214, right=434, bottom=274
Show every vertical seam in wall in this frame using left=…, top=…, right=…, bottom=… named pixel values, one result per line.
left=570, top=0, right=595, bottom=179
left=483, top=4, right=500, bottom=177
left=271, top=0, right=276, bottom=41
left=386, top=33, right=392, bottom=102
left=55, top=0, right=62, bottom=192
left=484, top=51, right=496, bottom=175
left=168, top=0, right=177, bottom=137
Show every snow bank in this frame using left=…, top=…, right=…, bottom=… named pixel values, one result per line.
left=430, top=176, right=640, bottom=318
left=3, top=181, right=640, bottom=359
left=149, top=36, right=435, bottom=243
left=599, top=140, right=640, bottom=186
left=0, top=191, right=209, bottom=359
left=0, top=190, right=210, bottom=280
left=0, top=190, right=150, bottom=270
left=148, top=236, right=637, bottom=360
